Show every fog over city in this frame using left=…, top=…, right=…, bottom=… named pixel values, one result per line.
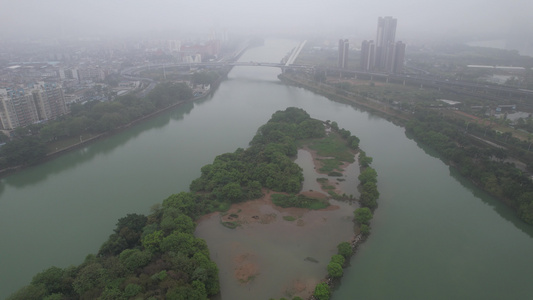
left=1, top=0, right=532, bottom=44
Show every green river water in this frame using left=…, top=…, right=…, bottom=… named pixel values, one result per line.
left=1, top=39, right=533, bottom=299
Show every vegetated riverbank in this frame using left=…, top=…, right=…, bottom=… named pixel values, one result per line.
left=279, top=72, right=533, bottom=225
left=278, top=73, right=410, bottom=126
left=0, top=74, right=225, bottom=178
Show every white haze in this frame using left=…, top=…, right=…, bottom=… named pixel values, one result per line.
left=0, top=0, right=532, bottom=44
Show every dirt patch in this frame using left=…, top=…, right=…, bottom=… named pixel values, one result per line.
left=218, top=189, right=339, bottom=229
left=234, top=253, right=259, bottom=284
left=282, top=278, right=320, bottom=299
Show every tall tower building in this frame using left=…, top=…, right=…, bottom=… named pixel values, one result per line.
left=360, top=16, right=404, bottom=74
left=392, top=41, right=406, bottom=73
left=0, top=88, right=39, bottom=129
left=338, top=39, right=349, bottom=69
left=32, top=82, right=68, bottom=121
left=0, top=83, right=67, bottom=130
left=360, top=40, right=376, bottom=72
left=375, top=16, right=397, bottom=71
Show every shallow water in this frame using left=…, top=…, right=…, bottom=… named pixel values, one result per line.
left=195, top=146, right=359, bottom=299
left=195, top=198, right=356, bottom=299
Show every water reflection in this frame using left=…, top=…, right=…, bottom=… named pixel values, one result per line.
left=448, top=166, right=533, bottom=238
left=0, top=100, right=196, bottom=192
left=405, top=129, right=533, bottom=238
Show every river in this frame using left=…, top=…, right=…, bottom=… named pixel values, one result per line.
left=1, top=39, right=533, bottom=299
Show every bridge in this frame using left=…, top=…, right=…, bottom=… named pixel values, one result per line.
left=121, top=40, right=310, bottom=79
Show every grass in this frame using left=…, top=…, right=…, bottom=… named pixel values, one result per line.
left=221, top=221, right=240, bottom=229
left=327, top=191, right=343, bottom=200
left=322, top=184, right=335, bottom=190
left=271, top=193, right=329, bottom=210
left=328, top=171, right=343, bottom=177
left=283, top=216, right=297, bottom=221
left=309, top=134, right=354, bottom=162
left=317, top=158, right=343, bottom=173
left=309, top=133, right=355, bottom=173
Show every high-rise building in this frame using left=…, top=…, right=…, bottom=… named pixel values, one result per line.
left=338, top=39, right=349, bottom=69
left=392, top=41, right=406, bottom=73
left=0, top=88, right=39, bottom=129
left=32, top=82, right=68, bottom=121
left=0, top=83, right=68, bottom=130
left=360, top=16, right=405, bottom=74
left=375, top=16, right=397, bottom=71
left=360, top=40, right=376, bottom=72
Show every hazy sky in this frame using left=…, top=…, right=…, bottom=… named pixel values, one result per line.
left=1, top=0, right=531, bottom=41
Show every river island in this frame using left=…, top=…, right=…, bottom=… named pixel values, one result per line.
left=8, top=107, right=378, bottom=300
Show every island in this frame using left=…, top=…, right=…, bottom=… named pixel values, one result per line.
left=8, top=107, right=378, bottom=300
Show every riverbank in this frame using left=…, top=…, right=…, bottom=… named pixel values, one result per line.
left=0, top=77, right=224, bottom=178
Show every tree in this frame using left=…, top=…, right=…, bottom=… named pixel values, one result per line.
left=118, top=249, right=152, bottom=272
left=142, top=230, right=164, bottom=253
left=330, top=254, right=345, bottom=266
left=72, top=262, right=106, bottom=296
left=115, top=213, right=147, bottom=234
left=98, top=233, right=128, bottom=257
left=359, top=151, right=373, bottom=168
left=358, top=167, right=377, bottom=184
left=1, top=136, right=47, bottom=166
left=360, top=182, right=379, bottom=209
left=191, top=71, right=218, bottom=86
left=218, top=182, right=243, bottom=203
left=360, top=224, right=371, bottom=236
left=6, top=284, right=46, bottom=300
left=337, top=242, right=352, bottom=259
left=313, top=282, right=331, bottom=300
left=31, top=266, right=64, bottom=295
left=160, top=212, right=196, bottom=235
left=0, top=131, right=9, bottom=143
left=354, top=207, right=373, bottom=225
left=327, top=262, right=343, bottom=278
